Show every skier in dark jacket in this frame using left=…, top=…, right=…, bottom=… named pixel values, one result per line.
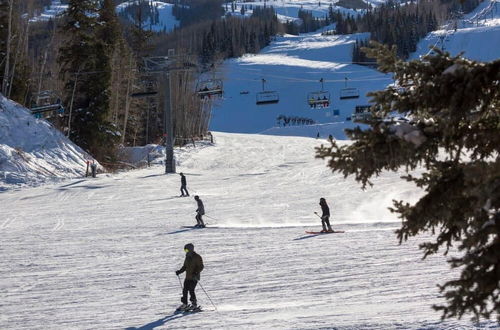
left=180, top=172, right=189, bottom=197
left=194, top=195, right=205, bottom=228
left=176, top=243, right=204, bottom=311
left=319, top=197, right=333, bottom=232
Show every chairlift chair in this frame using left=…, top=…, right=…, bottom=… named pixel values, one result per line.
left=256, top=91, right=279, bottom=104
left=30, top=90, right=64, bottom=118
left=256, top=79, right=279, bottom=105
left=197, top=79, right=223, bottom=99
left=307, top=78, right=330, bottom=109
left=339, top=77, right=360, bottom=100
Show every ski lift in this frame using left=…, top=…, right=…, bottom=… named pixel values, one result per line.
left=197, top=79, right=223, bottom=99
left=30, top=90, right=64, bottom=119
left=339, top=77, right=360, bottom=100
left=256, top=79, right=279, bottom=105
left=351, top=105, right=372, bottom=123
left=307, top=78, right=331, bottom=109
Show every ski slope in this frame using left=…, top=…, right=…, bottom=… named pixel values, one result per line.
left=117, top=1, right=179, bottom=32
left=1, top=132, right=498, bottom=329
left=211, top=32, right=392, bottom=137
left=411, top=0, right=500, bottom=62
left=212, top=0, right=500, bottom=137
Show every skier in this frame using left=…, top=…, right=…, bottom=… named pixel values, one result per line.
left=194, top=195, right=205, bottom=228
left=180, top=172, right=189, bottom=197
left=318, top=197, right=333, bottom=233
left=175, top=243, right=204, bottom=311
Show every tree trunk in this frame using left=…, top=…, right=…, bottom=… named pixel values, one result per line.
left=2, top=0, right=14, bottom=95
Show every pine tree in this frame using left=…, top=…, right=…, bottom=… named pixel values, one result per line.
left=317, top=42, right=500, bottom=321
left=58, top=0, right=118, bottom=160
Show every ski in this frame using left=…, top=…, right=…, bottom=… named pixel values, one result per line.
left=305, top=230, right=345, bottom=234
left=174, top=305, right=202, bottom=313
left=185, top=305, right=202, bottom=313
left=181, top=225, right=209, bottom=229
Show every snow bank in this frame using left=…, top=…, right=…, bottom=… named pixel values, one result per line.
left=0, top=94, right=94, bottom=190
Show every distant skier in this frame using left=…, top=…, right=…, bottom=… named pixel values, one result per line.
left=180, top=172, right=189, bottom=197
left=317, top=197, right=333, bottom=233
left=194, top=195, right=205, bottom=228
left=175, top=243, right=204, bottom=311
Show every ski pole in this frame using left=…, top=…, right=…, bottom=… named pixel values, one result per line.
left=204, top=214, right=219, bottom=222
left=199, top=281, right=217, bottom=311
left=177, top=274, right=183, bottom=290
left=314, top=212, right=322, bottom=219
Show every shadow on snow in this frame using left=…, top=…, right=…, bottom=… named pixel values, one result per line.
left=125, top=311, right=195, bottom=330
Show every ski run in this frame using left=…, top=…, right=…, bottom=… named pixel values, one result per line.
left=2, top=133, right=498, bottom=329
left=2, top=0, right=500, bottom=329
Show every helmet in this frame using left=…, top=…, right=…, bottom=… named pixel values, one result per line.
left=184, top=243, right=194, bottom=252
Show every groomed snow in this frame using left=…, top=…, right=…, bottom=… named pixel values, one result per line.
left=211, top=32, right=392, bottom=136
left=1, top=132, right=498, bottom=329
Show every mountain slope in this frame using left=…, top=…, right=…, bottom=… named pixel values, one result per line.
left=0, top=95, right=95, bottom=190
left=1, top=132, right=498, bottom=328
left=210, top=32, right=391, bottom=137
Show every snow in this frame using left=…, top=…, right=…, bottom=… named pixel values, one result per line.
left=28, top=0, right=180, bottom=32
left=229, top=0, right=388, bottom=23
left=411, top=0, right=500, bottom=62
left=0, top=94, right=95, bottom=190
left=212, top=0, right=500, bottom=138
left=29, top=0, right=68, bottom=23
left=260, top=121, right=360, bottom=139
left=116, top=1, right=179, bottom=33
left=211, top=32, right=392, bottom=136
left=2, top=132, right=498, bottom=328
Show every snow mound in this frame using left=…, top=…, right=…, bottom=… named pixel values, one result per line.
left=0, top=94, right=94, bottom=190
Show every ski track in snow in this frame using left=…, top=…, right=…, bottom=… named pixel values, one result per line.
left=1, top=133, right=496, bottom=329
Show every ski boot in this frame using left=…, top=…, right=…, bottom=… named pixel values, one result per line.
left=176, top=303, right=189, bottom=312
left=187, top=303, right=201, bottom=312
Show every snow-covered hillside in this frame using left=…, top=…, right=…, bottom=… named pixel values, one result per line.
left=2, top=132, right=498, bottom=329
left=0, top=95, right=95, bottom=190
left=411, top=0, right=500, bottom=62
left=210, top=32, right=392, bottom=136
left=28, top=0, right=180, bottom=32
left=29, top=0, right=68, bottom=23
left=212, top=0, right=500, bottom=137
left=117, top=0, right=179, bottom=32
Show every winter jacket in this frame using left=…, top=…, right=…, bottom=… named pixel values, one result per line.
left=320, top=202, right=330, bottom=217
left=181, top=175, right=187, bottom=186
left=179, top=251, right=204, bottom=281
left=196, top=199, right=205, bottom=215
